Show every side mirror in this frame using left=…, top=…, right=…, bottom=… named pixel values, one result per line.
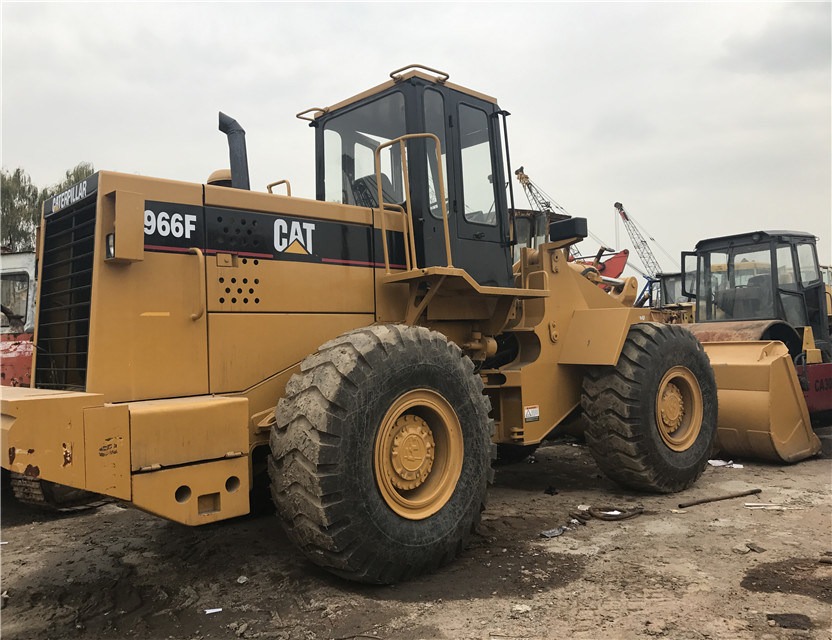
left=548, top=217, right=588, bottom=243
left=681, top=251, right=697, bottom=299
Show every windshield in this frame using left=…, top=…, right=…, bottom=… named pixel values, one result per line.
left=322, top=92, right=407, bottom=207
left=696, top=243, right=774, bottom=321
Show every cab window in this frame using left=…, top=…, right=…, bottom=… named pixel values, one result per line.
left=322, top=92, right=406, bottom=207
left=796, top=242, right=820, bottom=284
left=458, top=104, right=496, bottom=226
left=776, top=244, right=808, bottom=325
left=697, top=251, right=728, bottom=321
left=424, top=89, right=448, bottom=219
left=1, top=272, right=29, bottom=327
left=776, top=245, right=798, bottom=290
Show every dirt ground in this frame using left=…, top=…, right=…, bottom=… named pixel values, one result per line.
left=1, top=442, right=830, bottom=640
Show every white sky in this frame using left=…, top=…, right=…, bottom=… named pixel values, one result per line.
left=2, top=2, right=830, bottom=271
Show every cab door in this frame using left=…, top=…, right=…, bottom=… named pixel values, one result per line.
left=794, top=241, right=831, bottom=345
left=419, top=87, right=512, bottom=287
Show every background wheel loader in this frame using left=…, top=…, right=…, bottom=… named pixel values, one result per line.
left=676, top=231, right=829, bottom=462
left=2, top=65, right=720, bottom=583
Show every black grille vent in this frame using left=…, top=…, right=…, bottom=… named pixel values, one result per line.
left=34, top=199, right=96, bottom=390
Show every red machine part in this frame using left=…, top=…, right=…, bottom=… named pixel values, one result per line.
left=569, top=249, right=630, bottom=278
left=1, top=332, right=33, bottom=387
left=797, top=362, right=832, bottom=414
left=595, top=249, right=629, bottom=279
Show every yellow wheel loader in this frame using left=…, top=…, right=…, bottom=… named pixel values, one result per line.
left=2, top=65, right=719, bottom=583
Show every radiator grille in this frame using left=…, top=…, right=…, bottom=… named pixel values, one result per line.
left=34, top=199, right=96, bottom=390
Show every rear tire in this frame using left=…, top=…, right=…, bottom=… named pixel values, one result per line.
left=269, top=324, right=495, bottom=583
left=582, top=323, right=717, bottom=493
left=10, top=473, right=107, bottom=511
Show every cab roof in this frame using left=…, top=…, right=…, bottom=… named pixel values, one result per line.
left=299, top=67, right=498, bottom=123
left=695, top=230, right=817, bottom=251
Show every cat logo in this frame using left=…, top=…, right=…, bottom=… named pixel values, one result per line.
left=52, top=180, right=88, bottom=213
left=274, top=219, right=316, bottom=255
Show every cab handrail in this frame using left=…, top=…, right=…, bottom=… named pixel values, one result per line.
left=389, top=64, right=449, bottom=84
left=374, top=133, right=451, bottom=274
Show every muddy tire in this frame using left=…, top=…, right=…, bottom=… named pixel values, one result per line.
left=268, top=324, right=495, bottom=584
left=581, top=323, right=717, bottom=493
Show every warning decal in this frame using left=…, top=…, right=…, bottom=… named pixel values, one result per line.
left=524, top=405, right=540, bottom=423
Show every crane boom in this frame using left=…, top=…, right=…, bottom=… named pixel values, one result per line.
left=513, top=167, right=629, bottom=279
left=614, top=202, right=662, bottom=277
left=515, top=166, right=578, bottom=256
left=515, top=167, right=556, bottom=214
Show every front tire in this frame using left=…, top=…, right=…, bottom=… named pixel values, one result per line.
left=581, top=323, right=717, bottom=493
left=269, top=324, right=494, bottom=583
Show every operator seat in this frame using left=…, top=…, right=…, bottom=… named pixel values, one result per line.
left=352, top=174, right=399, bottom=208
left=747, top=274, right=774, bottom=317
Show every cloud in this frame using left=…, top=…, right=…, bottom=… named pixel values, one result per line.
left=720, top=3, right=831, bottom=75
left=2, top=2, right=829, bottom=267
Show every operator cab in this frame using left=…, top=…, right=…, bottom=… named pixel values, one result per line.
left=683, top=230, right=830, bottom=357
left=306, top=65, right=514, bottom=287
left=649, top=272, right=695, bottom=309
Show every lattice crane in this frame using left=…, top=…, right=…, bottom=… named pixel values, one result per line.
left=515, top=167, right=578, bottom=256
left=515, top=167, right=557, bottom=216
left=614, top=202, right=662, bottom=278
left=513, top=167, right=630, bottom=279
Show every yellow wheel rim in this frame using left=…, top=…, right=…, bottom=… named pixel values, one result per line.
left=655, top=366, right=703, bottom=452
left=374, top=389, right=463, bottom=520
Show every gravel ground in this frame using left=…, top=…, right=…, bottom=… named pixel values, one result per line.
left=1, top=442, right=830, bottom=640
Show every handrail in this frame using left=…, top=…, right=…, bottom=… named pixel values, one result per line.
left=389, top=64, right=449, bottom=84
left=266, top=179, right=292, bottom=196
left=380, top=203, right=412, bottom=271
left=296, top=107, right=328, bottom=122
left=188, top=248, right=206, bottom=321
left=373, top=133, right=451, bottom=274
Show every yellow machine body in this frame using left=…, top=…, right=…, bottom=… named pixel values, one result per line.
left=0, top=155, right=653, bottom=525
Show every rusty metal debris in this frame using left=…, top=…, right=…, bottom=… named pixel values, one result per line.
left=540, top=503, right=643, bottom=538
left=587, top=506, right=644, bottom=521
left=678, top=488, right=761, bottom=509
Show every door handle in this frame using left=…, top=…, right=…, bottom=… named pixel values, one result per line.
left=473, top=232, right=485, bottom=240
left=188, top=247, right=206, bottom=321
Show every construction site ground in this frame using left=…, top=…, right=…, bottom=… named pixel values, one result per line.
left=1, top=440, right=830, bottom=640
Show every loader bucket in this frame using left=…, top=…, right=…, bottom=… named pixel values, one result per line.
left=702, top=341, right=821, bottom=463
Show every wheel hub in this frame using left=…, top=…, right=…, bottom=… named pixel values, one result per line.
left=389, top=415, right=435, bottom=490
left=374, top=389, right=464, bottom=520
left=659, top=382, right=685, bottom=432
left=654, top=366, right=704, bottom=452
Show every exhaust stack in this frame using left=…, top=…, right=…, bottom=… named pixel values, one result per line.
left=218, top=112, right=250, bottom=190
